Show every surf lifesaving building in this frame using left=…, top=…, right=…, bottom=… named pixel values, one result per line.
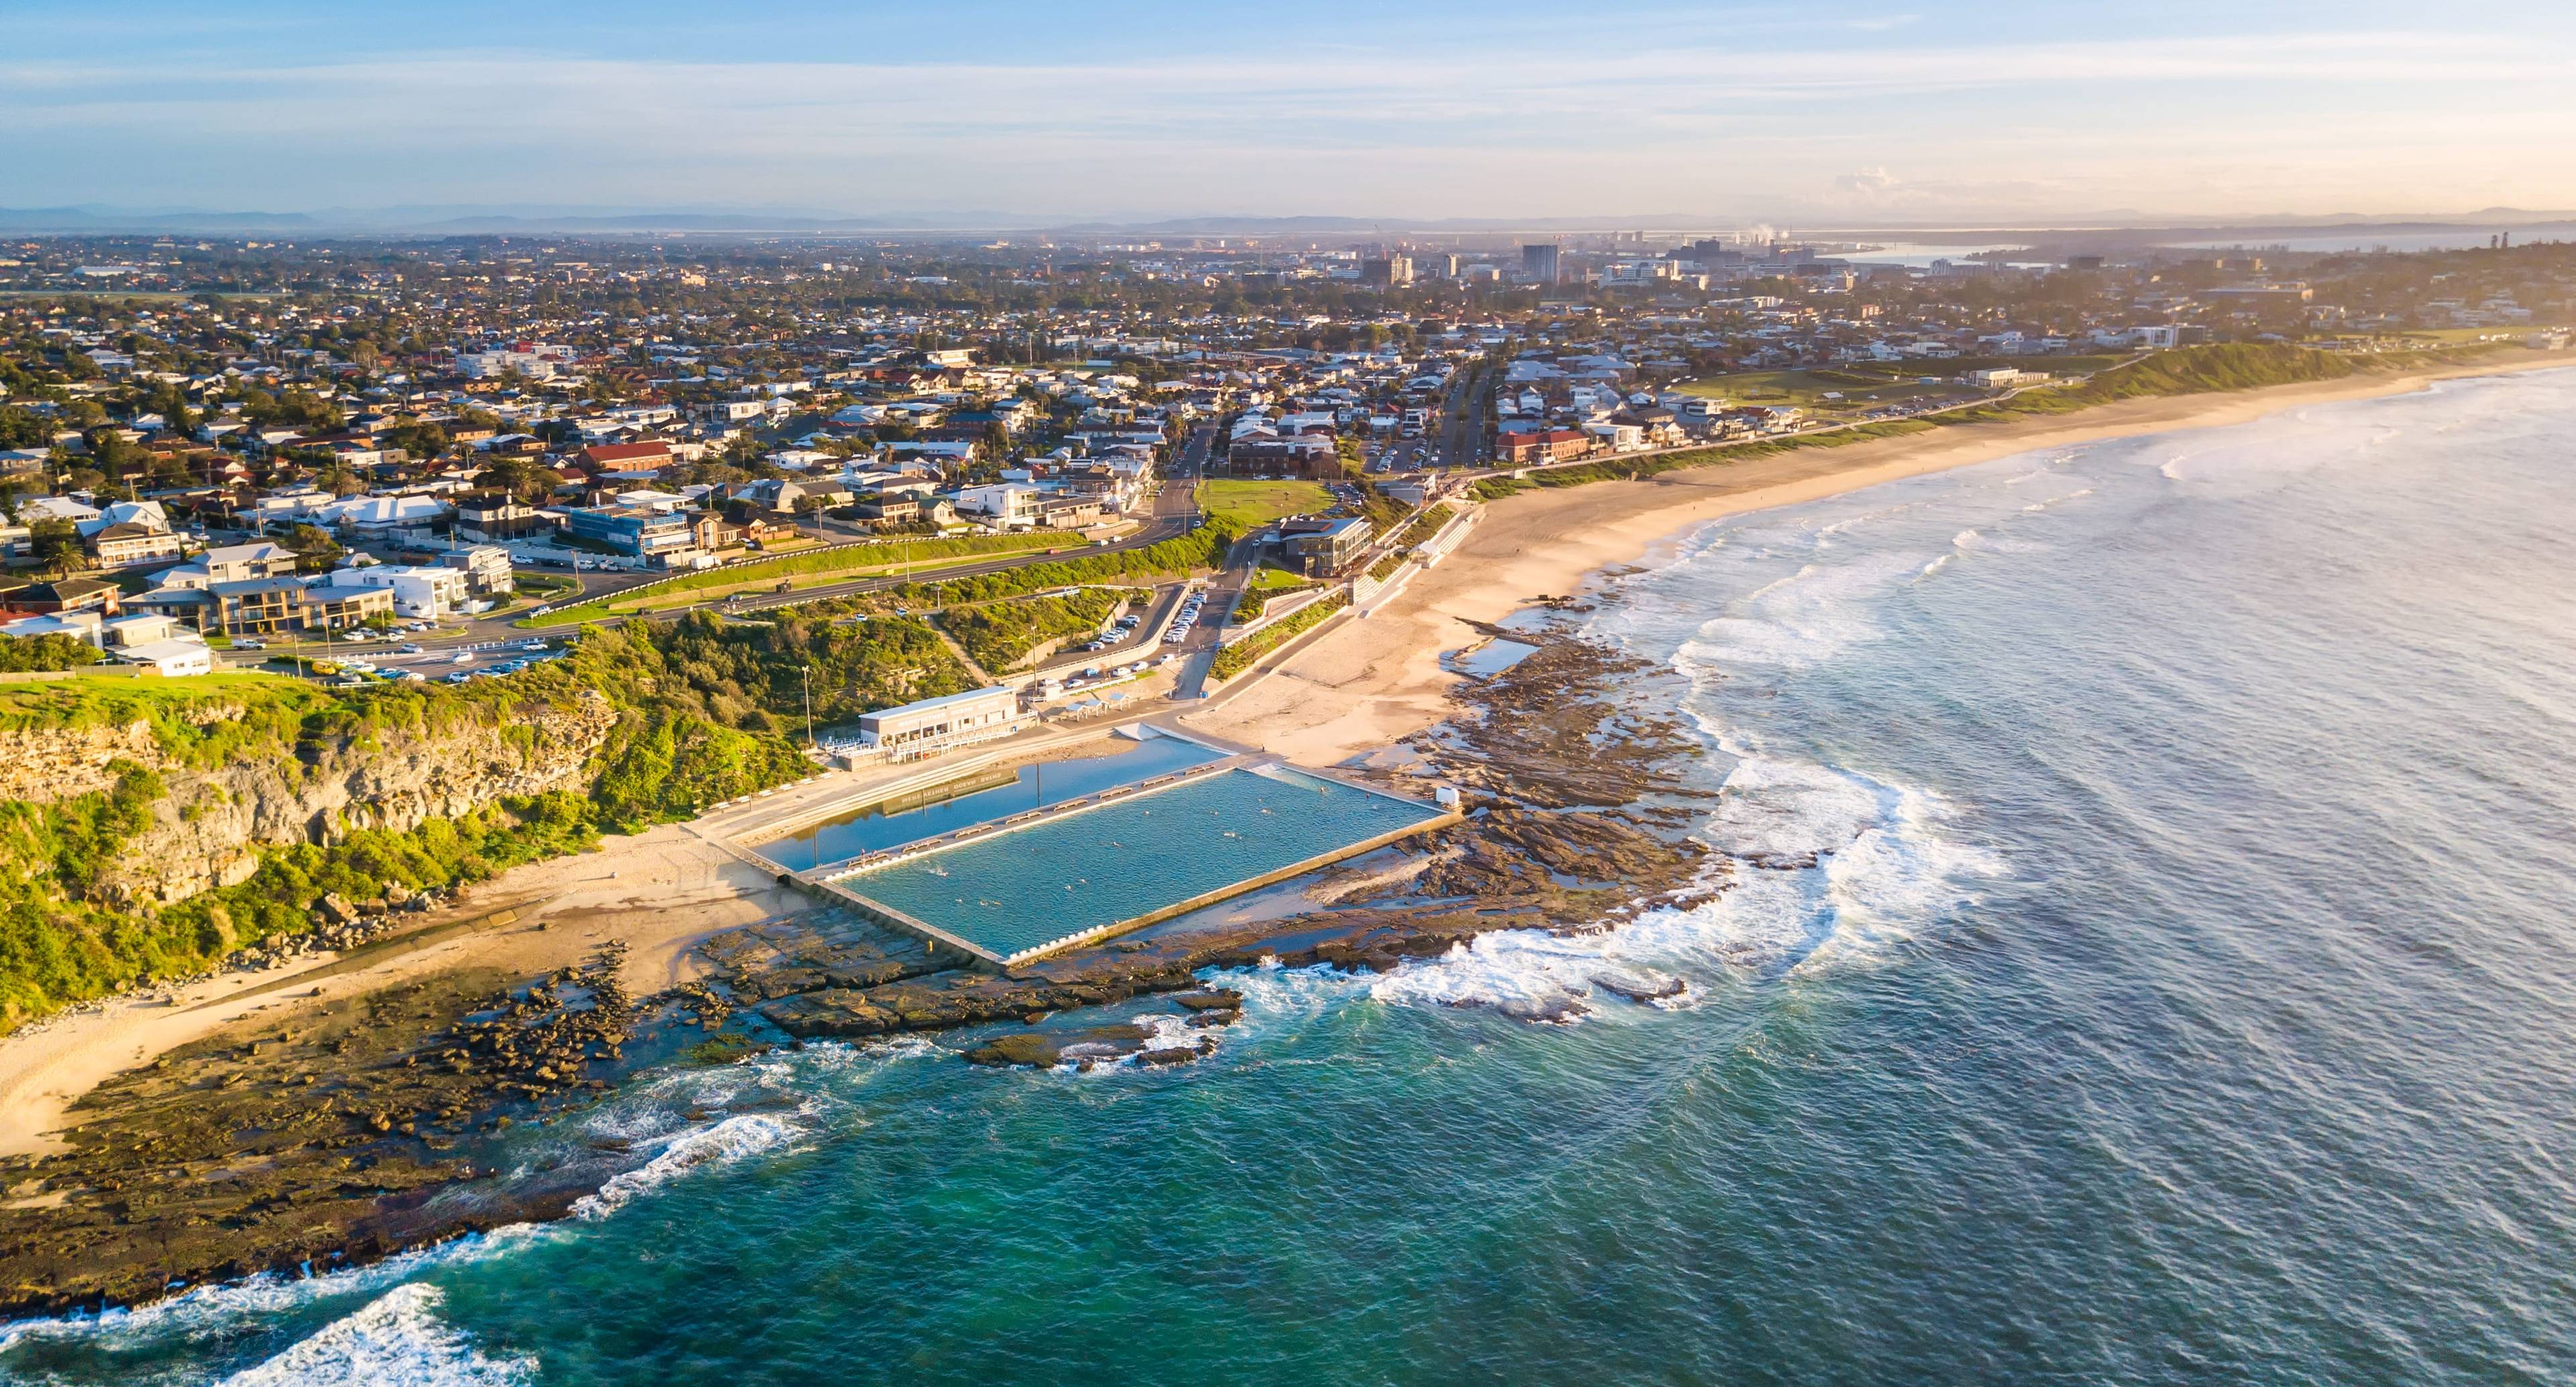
left=855, top=685, right=1022, bottom=752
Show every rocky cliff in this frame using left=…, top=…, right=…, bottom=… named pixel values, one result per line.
left=78, top=692, right=621, bottom=907
left=0, top=717, right=175, bottom=805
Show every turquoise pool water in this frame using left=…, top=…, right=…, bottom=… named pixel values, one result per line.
left=843, top=766, right=1445, bottom=958
left=759, top=736, right=1224, bottom=869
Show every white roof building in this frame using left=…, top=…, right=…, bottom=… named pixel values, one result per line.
left=115, top=638, right=214, bottom=677
left=18, top=496, right=101, bottom=526
left=311, top=494, right=449, bottom=532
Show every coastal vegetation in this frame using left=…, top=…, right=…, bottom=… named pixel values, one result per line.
left=1393, top=504, right=1457, bottom=549
left=1210, top=592, right=1348, bottom=681
left=938, top=588, right=1124, bottom=670
left=522, top=531, right=1063, bottom=626
left=0, top=610, right=990, bottom=1027
left=891, top=516, right=1240, bottom=607
left=0, top=634, right=102, bottom=672
left=1231, top=568, right=1318, bottom=623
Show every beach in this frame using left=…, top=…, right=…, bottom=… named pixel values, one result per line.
left=1181, top=350, right=2576, bottom=765
left=2, top=349, right=2567, bottom=1164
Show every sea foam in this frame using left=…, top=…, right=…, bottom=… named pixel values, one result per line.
left=218, top=1284, right=533, bottom=1387
left=570, top=1113, right=794, bottom=1220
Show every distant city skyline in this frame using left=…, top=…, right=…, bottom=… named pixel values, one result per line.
left=9, top=0, right=2576, bottom=224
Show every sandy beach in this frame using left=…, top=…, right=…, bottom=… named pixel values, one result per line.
left=1180, top=352, right=2576, bottom=766
left=2, top=350, right=2566, bottom=1159
left=0, top=824, right=802, bottom=1158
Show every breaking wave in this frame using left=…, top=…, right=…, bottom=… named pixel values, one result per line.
left=217, top=1284, right=533, bottom=1387
left=571, top=1113, right=795, bottom=1220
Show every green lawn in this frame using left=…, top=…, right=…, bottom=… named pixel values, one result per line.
left=1246, top=565, right=1311, bottom=592
left=1195, top=478, right=1333, bottom=529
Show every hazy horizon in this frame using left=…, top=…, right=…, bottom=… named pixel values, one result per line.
left=11, top=0, right=2576, bottom=227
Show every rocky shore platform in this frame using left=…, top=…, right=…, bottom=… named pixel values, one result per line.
left=0, top=628, right=1715, bottom=1321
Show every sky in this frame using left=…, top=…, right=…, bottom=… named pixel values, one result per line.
left=8, top=0, right=2576, bottom=227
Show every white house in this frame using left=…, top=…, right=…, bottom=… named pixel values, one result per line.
left=311, top=494, right=449, bottom=535
left=115, top=638, right=213, bottom=677
left=951, top=484, right=1041, bottom=528
left=321, top=563, right=470, bottom=618
left=103, top=612, right=182, bottom=647
left=1, top=611, right=106, bottom=646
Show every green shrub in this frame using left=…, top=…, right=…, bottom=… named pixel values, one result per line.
left=0, top=634, right=104, bottom=673
left=939, top=589, right=1121, bottom=671
left=1210, top=592, right=1348, bottom=681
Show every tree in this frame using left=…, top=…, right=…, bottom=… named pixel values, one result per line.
left=282, top=523, right=343, bottom=573
left=0, top=406, right=48, bottom=450
left=0, top=632, right=102, bottom=671
left=28, top=518, right=83, bottom=574
left=476, top=455, right=564, bottom=503
left=383, top=421, right=449, bottom=461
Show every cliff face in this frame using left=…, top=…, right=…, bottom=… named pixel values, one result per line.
left=87, top=693, right=621, bottom=907
left=0, top=718, right=174, bottom=805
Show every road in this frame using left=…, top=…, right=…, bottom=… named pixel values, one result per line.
left=1436, top=358, right=1497, bottom=470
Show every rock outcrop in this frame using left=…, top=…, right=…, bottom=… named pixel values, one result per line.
left=94, top=693, right=620, bottom=907
left=0, top=718, right=169, bottom=804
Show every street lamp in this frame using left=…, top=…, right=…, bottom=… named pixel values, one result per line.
left=801, top=663, right=815, bottom=748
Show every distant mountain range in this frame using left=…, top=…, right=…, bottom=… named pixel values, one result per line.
left=3, top=204, right=2573, bottom=241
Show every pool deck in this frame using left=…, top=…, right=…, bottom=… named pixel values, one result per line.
left=742, top=728, right=1460, bottom=968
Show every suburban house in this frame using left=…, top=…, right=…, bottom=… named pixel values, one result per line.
left=321, top=563, right=470, bottom=618
left=554, top=504, right=695, bottom=559
left=0, top=578, right=121, bottom=616
left=453, top=490, right=557, bottom=543
left=84, top=520, right=186, bottom=569
left=579, top=441, right=676, bottom=475
left=951, top=484, right=1041, bottom=528
left=114, top=638, right=214, bottom=677
left=160, top=541, right=299, bottom=588
left=1495, top=428, right=1593, bottom=465
left=205, top=575, right=396, bottom=635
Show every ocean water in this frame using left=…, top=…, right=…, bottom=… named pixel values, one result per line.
left=9, top=368, right=2576, bottom=1384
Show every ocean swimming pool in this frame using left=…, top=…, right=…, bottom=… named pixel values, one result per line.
left=758, top=734, right=1226, bottom=869
left=836, top=765, right=1448, bottom=960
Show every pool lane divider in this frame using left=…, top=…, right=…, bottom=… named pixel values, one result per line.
left=762, top=754, right=1461, bottom=969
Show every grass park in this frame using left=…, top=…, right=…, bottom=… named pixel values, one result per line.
left=1193, top=478, right=1334, bottom=529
